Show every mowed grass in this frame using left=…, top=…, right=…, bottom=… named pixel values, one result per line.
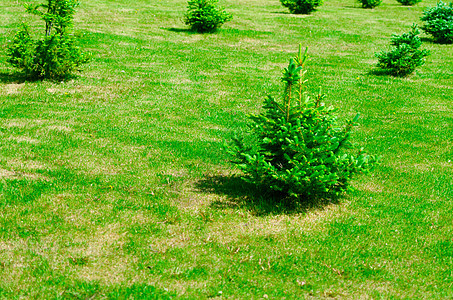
left=0, top=0, right=452, bottom=298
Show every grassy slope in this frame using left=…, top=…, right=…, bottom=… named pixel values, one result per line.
left=0, top=0, right=452, bottom=298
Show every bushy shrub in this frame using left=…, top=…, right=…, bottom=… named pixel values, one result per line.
left=6, top=0, right=88, bottom=80
left=184, top=0, right=232, bottom=33
left=358, top=0, right=382, bottom=8
left=375, top=24, right=430, bottom=76
left=280, top=0, right=323, bottom=14
left=396, top=0, right=422, bottom=5
left=420, top=1, right=453, bottom=44
left=228, top=46, right=376, bottom=201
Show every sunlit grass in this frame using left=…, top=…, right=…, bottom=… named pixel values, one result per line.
left=0, top=0, right=452, bottom=298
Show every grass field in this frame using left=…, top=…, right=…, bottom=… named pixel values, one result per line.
left=0, top=0, right=452, bottom=298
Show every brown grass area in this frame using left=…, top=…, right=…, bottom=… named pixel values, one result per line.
left=2, top=83, right=24, bottom=95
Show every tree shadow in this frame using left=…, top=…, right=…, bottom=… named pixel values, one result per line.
left=0, top=71, right=29, bottom=84
left=271, top=11, right=316, bottom=17
left=367, top=68, right=411, bottom=78
left=420, top=37, right=434, bottom=43
left=0, top=70, right=80, bottom=84
left=161, top=27, right=196, bottom=34
left=367, top=68, right=392, bottom=77
left=419, top=37, right=451, bottom=45
left=194, top=174, right=340, bottom=216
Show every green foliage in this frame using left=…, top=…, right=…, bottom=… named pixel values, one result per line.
left=396, top=0, right=422, bottom=5
left=280, top=0, right=323, bottom=14
left=420, top=1, right=453, bottom=44
left=375, top=24, right=430, bottom=76
left=228, top=46, right=376, bottom=201
left=183, top=0, right=232, bottom=33
left=358, top=0, right=382, bottom=8
left=6, top=0, right=88, bottom=80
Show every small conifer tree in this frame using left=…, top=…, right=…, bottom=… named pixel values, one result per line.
left=375, top=24, right=430, bottom=76
left=358, top=0, right=382, bottom=8
left=280, top=0, right=323, bottom=14
left=228, top=46, right=376, bottom=201
left=420, top=1, right=453, bottom=44
left=396, top=0, right=422, bottom=5
left=7, top=0, right=88, bottom=80
left=184, top=0, right=232, bottom=33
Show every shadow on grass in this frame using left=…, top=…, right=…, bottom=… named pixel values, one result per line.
left=420, top=37, right=433, bottom=43
left=0, top=70, right=80, bottom=84
left=162, top=27, right=195, bottom=34
left=194, top=174, right=340, bottom=216
left=367, top=68, right=393, bottom=77
left=367, top=68, right=411, bottom=78
left=0, top=71, right=29, bottom=84
left=271, top=11, right=316, bottom=17
left=419, top=37, right=452, bottom=45
left=271, top=11, right=291, bottom=14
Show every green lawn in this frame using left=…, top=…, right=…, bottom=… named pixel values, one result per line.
left=0, top=0, right=452, bottom=298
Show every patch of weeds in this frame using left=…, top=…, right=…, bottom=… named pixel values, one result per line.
left=154, top=203, right=181, bottom=224
left=124, top=227, right=166, bottom=259
left=123, top=237, right=144, bottom=256
left=0, top=219, right=12, bottom=238
left=0, top=178, right=51, bottom=206
left=112, top=198, right=141, bottom=212
left=211, top=275, right=279, bottom=298
left=157, top=173, right=179, bottom=186
left=173, top=265, right=210, bottom=280
left=107, top=283, right=176, bottom=299
left=17, top=225, right=39, bottom=239
left=144, top=259, right=172, bottom=275
left=68, top=256, right=90, bottom=266
left=31, top=256, right=52, bottom=277
left=146, top=248, right=190, bottom=276
left=128, top=223, right=163, bottom=236
left=429, top=239, right=453, bottom=261
left=43, top=167, right=104, bottom=191
left=328, top=217, right=370, bottom=238
left=296, top=278, right=314, bottom=292
left=205, top=288, right=226, bottom=298
left=0, top=287, right=13, bottom=298
left=354, top=264, right=385, bottom=278
left=197, top=207, right=216, bottom=223
left=61, top=280, right=101, bottom=299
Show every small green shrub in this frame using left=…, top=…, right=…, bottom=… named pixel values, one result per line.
left=358, top=0, right=382, bottom=8
left=183, top=0, right=232, bottom=33
left=420, top=1, right=453, bottom=44
left=6, top=0, right=88, bottom=80
left=280, top=0, right=323, bottom=14
left=228, top=46, right=376, bottom=201
left=396, top=0, right=422, bottom=5
left=375, top=24, right=430, bottom=76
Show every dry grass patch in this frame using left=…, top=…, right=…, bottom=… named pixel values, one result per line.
left=1, top=83, right=24, bottom=95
